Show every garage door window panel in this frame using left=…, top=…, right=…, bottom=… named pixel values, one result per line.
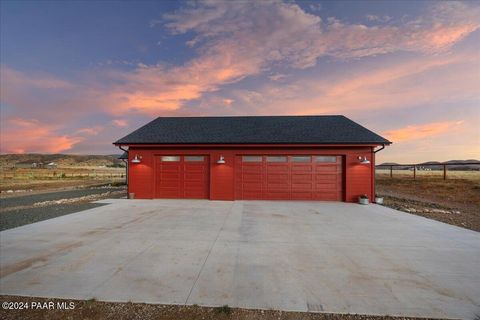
left=315, top=156, right=337, bottom=163
left=291, top=156, right=311, bottom=162
left=242, top=156, right=262, bottom=162
left=185, top=156, right=205, bottom=162
left=161, top=156, right=180, bottom=162
left=267, top=156, right=287, bottom=162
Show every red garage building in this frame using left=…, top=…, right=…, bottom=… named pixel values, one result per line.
left=114, top=116, right=390, bottom=202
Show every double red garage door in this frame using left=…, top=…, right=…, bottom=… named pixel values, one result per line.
left=235, top=155, right=343, bottom=201
left=154, top=154, right=343, bottom=201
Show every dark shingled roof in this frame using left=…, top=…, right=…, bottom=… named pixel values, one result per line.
left=114, top=115, right=391, bottom=145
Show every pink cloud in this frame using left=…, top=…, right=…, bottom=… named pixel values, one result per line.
left=0, top=118, right=83, bottom=154
left=102, top=1, right=479, bottom=115
left=222, top=99, right=234, bottom=106
left=112, top=119, right=128, bottom=127
left=3, top=2, right=479, bottom=119
left=222, top=50, right=478, bottom=117
left=0, top=65, right=102, bottom=123
left=76, top=126, right=103, bottom=136
left=383, top=121, right=465, bottom=143
left=2, top=66, right=74, bottom=90
left=164, top=1, right=479, bottom=61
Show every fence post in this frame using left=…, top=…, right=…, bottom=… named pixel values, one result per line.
left=443, top=164, right=447, bottom=180
left=413, top=166, right=416, bottom=179
left=390, top=165, right=393, bottom=178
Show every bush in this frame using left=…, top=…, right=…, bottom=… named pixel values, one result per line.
left=215, top=305, right=231, bottom=315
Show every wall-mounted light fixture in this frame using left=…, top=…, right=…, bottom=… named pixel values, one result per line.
left=358, top=156, right=370, bottom=164
left=131, top=154, right=142, bottom=164
left=217, top=155, right=226, bottom=164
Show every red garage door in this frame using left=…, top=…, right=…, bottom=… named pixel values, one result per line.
left=235, top=155, right=342, bottom=201
left=155, top=155, right=209, bottom=199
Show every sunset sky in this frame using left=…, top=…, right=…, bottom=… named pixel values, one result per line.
left=1, top=0, right=479, bottom=163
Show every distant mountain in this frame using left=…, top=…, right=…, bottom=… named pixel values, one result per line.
left=444, top=159, right=480, bottom=164
left=418, top=161, right=442, bottom=165
left=377, top=160, right=480, bottom=171
left=443, top=160, right=480, bottom=171
left=377, top=162, right=400, bottom=166
left=0, top=154, right=125, bottom=168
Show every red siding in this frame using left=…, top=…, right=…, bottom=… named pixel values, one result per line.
left=345, top=153, right=373, bottom=202
left=128, top=151, right=153, bottom=198
left=127, top=146, right=375, bottom=202
left=209, top=151, right=235, bottom=200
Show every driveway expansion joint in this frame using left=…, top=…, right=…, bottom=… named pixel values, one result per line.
left=184, top=202, right=235, bottom=305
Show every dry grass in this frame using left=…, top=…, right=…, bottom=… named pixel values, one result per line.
left=0, top=167, right=125, bottom=192
left=376, top=170, right=480, bottom=231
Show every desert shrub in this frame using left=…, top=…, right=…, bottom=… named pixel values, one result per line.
left=215, top=305, right=231, bottom=315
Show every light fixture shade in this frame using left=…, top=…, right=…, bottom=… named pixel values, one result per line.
left=131, top=154, right=141, bottom=163
left=217, top=155, right=226, bottom=164
left=358, top=156, right=370, bottom=164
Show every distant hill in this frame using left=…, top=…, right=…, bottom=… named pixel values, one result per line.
left=377, top=160, right=480, bottom=171
left=0, top=154, right=125, bottom=169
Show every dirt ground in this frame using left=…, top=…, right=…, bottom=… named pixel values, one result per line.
left=0, top=296, right=440, bottom=320
left=376, top=173, right=480, bottom=232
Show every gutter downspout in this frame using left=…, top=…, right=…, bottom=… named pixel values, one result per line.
left=118, top=146, right=128, bottom=187
left=373, top=144, right=386, bottom=202
left=374, top=144, right=385, bottom=154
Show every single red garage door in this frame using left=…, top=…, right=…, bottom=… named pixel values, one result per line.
left=155, top=155, right=209, bottom=199
left=235, top=155, right=343, bottom=201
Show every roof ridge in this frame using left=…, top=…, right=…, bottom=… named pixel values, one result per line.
left=153, top=115, right=345, bottom=119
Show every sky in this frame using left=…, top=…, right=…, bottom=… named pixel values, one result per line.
left=1, top=0, right=479, bottom=163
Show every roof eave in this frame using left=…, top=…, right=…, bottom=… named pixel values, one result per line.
left=113, top=142, right=391, bottom=147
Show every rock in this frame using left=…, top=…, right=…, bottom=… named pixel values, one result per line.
left=432, top=208, right=449, bottom=214
left=6, top=190, right=14, bottom=193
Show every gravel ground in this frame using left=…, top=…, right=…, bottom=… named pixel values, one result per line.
left=1, top=186, right=124, bottom=208
left=0, top=186, right=126, bottom=231
left=0, top=202, right=109, bottom=231
left=376, top=176, right=479, bottom=232
left=0, top=296, right=439, bottom=320
left=378, top=194, right=479, bottom=232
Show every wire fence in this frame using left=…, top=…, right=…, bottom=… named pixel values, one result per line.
left=375, top=162, right=479, bottom=180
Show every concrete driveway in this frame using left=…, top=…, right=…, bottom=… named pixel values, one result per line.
left=1, top=200, right=479, bottom=319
